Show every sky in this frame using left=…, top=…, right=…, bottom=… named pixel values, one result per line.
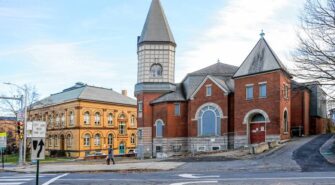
left=0, top=0, right=306, bottom=113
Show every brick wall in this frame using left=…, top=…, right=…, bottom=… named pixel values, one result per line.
left=234, top=71, right=291, bottom=142
left=152, top=102, right=188, bottom=138
left=291, top=88, right=310, bottom=136
left=187, top=79, right=229, bottom=137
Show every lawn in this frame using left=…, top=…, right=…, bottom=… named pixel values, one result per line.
left=3, top=154, right=73, bottom=164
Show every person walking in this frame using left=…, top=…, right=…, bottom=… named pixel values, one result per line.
left=107, top=146, right=115, bottom=165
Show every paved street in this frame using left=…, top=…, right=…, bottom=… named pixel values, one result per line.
left=1, top=135, right=334, bottom=185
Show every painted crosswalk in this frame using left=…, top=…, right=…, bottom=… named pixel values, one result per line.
left=0, top=174, right=55, bottom=185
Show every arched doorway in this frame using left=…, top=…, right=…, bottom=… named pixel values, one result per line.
left=249, top=114, right=266, bottom=144
left=60, top=135, right=65, bottom=151
left=243, top=109, right=270, bottom=144
left=119, top=142, right=125, bottom=155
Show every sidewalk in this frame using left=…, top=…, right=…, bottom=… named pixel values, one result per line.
left=4, top=161, right=185, bottom=173
left=320, top=134, right=335, bottom=164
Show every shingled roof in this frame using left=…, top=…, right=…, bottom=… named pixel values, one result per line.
left=189, top=62, right=238, bottom=76
left=233, top=38, right=291, bottom=78
left=138, top=0, right=175, bottom=44
left=151, top=83, right=185, bottom=104
left=32, top=83, right=136, bottom=109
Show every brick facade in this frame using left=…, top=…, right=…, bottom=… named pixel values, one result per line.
left=135, top=0, right=327, bottom=158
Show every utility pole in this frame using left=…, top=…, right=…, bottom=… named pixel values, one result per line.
left=0, top=95, right=24, bottom=165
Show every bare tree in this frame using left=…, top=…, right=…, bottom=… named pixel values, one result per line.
left=0, top=84, right=40, bottom=117
left=293, top=0, right=335, bottom=96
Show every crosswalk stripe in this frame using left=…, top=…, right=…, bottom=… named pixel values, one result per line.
left=0, top=176, right=45, bottom=178
left=0, top=179, right=32, bottom=181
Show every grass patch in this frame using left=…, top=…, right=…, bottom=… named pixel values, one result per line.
left=2, top=154, right=73, bottom=164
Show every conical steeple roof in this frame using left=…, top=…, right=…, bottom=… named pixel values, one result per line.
left=138, top=0, right=175, bottom=44
left=233, top=38, right=291, bottom=78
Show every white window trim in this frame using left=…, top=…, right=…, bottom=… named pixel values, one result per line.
left=174, top=103, right=181, bottom=116
left=154, top=119, right=165, bottom=138
left=206, top=84, right=212, bottom=97
left=138, top=101, right=143, bottom=112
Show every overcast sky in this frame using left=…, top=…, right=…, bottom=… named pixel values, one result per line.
left=0, top=0, right=306, bottom=106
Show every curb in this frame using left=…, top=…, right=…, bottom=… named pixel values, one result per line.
left=3, top=168, right=164, bottom=174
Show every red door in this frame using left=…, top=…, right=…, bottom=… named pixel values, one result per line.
left=250, top=123, right=265, bottom=144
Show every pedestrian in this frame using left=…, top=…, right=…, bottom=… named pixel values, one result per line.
left=107, top=146, right=115, bottom=165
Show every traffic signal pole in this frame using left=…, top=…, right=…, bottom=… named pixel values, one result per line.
left=0, top=96, right=24, bottom=166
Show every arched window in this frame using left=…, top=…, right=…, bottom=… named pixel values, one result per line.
left=150, top=63, right=163, bottom=77
left=56, top=114, right=60, bottom=126
left=84, top=112, right=90, bottom=125
left=84, top=134, right=90, bottom=146
left=284, top=111, right=288, bottom=133
left=130, top=134, right=136, bottom=144
left=119, top=122, right=126, bottom=135
left=67, top=134, right=72, bottom=147
left=61, top=113, right=65, bottom=127
left=95, top=112, right=101, bottom=125
left=54, top=135, right=58, bottom=146
left=250, top=113, right=266, bottom=123
left=197, top=105, right=221, bottom=136
left=48, top=115, right=53, bottom=128
left=130, top=115, right=136, bottom=127
left=155, top=120, right=164, bottom=137
left=119, top=113, right=126, bottom=120
left=108, top=113, right=113, bottom=125
left=94, top=134, right=101, bottom=146
left=69, top=111, right=74, bottom=126
left=108, top=134, right=113, bottom=146
left=48, top=135, right=52, bottom=147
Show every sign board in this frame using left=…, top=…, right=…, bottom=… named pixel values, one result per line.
left=17, top=110, right=25, bottom=121
left=31, top=138, right=45, bottom=160
left=27, top=121, right=46, bottom=138
left=0, top=133, right=6, bottom=149
left=27, top=122, right=33, bottom=138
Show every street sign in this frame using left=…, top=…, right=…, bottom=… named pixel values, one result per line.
left=27, top=121, right=33, bottom=138
left=31, top=138, right=45, bottom=160
left=27, top=121, right=46, bottom=138
left=17, top=110, right=24, bottom=121
left=0, top=133, right=7, bottom=149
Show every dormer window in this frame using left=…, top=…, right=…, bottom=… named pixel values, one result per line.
left=150, top=63, right=163, bottom=77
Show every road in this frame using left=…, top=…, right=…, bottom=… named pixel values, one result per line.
left=1, top=134, right=334, bottom=185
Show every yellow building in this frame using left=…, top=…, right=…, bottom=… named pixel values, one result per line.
left=29, top=82, right=137, bottom=158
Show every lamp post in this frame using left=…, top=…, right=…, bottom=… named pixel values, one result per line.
left=3, top=83, right=28, bottom=164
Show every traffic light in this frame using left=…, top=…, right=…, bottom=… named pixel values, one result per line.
left=16, top=122, right=24, bottom=139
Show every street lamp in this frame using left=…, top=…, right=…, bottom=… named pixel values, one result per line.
left=3, top=82, right=28, bottom=164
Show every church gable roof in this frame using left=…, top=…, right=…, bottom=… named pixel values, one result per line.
left=189, top=62, right=238, bottom=76
left=138, top=0, right=175, bottom=44
left=233, top=38, right=290, bottom=78
left=189, top=75, right=230, bottom=100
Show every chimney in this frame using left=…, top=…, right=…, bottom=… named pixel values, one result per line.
left=121, top=90, right=128, bottom=96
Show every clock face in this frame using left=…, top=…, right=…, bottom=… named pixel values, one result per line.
left=150, top=63, right=163, bottom=77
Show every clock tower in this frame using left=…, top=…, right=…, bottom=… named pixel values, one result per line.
left=135, top=0, right=176, bottom=157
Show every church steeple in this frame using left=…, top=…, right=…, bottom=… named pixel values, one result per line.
left=136, top=0, right=176, bottom=85
left=138, top=0, right=175, bottom=45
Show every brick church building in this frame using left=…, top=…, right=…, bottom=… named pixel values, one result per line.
left=135, top=0, right=328, bottom=158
